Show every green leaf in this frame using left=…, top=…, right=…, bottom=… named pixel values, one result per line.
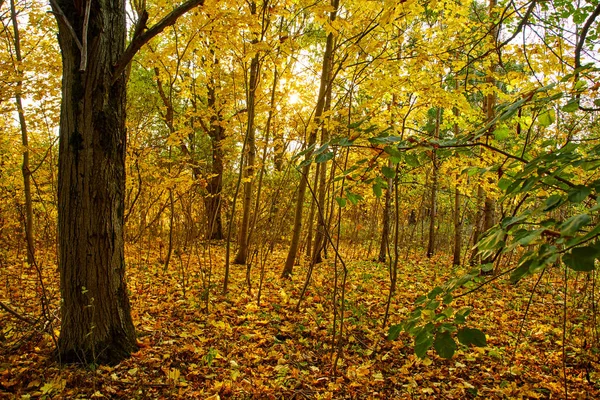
left=544, top=194, right=563, bottom=211
left=291, top=143, right=315, bottom=161
left=335, top=197, right=346, bottom=208
left=567, top=185, right=592, bottom=203
left=442, top=293, right=453, bottom=305
left=562, top=98, right=579, bottom=112
left=510, top=259, right=532, bottom=284
left=428, top=286, right=443, bottom=299
left=481, top=263, right=494, bottom=272
left=336, top=137, right=353, bottom=147
left=538, top=109, right=555, bottom=127
left=315, top=151, right=334, bottom=163
left=562, top=246, right=599, bottom=272
left=501, top=215, right=527, bottom=229
left=381, top=165, right=396, bottom=179
left=414, top=330, right=434, bottom=358
left=433, top=331, right=457, bottom=359
left=387, top=324, right=403, bottom=340
left=314, top=143, right=329, bottom=155
left=425, top=300, right=440, bottom=310
left=559, top=214, right=591, bottom=236
left=372, top=183, right=382, bottom=198
left=405, top=154, right=420, bottom=167
left=478, top=228, right=505, bottom=252
left=384, top=145, right=401, bottom=158
left=368, top=135, right=402, bottom=145
left=493, top=126, right=511, bottom=140
left=498, top=177, right=512, bottom=191
left=574, top=80, right=587, bottom=92
left=457, top=328, right=487, bottom=347
left=513, top=229, right=542, bottom=245
left=297, top=157, right=313, bottom=169
left=346, top=191, right=363, bottom=205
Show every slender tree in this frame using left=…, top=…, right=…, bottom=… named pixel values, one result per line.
left=10, top=0, right=35, bottom=267
left=235, top=0, right=265, bottom=264
left=426, top=107, right=441, bottom=258
left=282, top=0, right=339, bottom=278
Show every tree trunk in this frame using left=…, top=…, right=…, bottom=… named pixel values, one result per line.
left=426, top=107, right=441, bottom=258
left=235, top=1, right=261, bottom=264
left=469, top=185, right=484, bottom=265
left=312, top=83, right=333, bottom=264
left=282, top=0, right=339, bottom=278
left=201, top=64, right=225, bottom=240
left=10, top=0, right=35, bottom=266
left=52, top=0, right=136, bottom=364
left=378, top=159, right=393, bottom=263
left=452, top=82, right=461, bottom=266
left=453, top=185, right=462, bottom=266
left=305, top=163, right=319, bottom=258
left=480, top=0, right=497, bottom=266
left=205, top=106, right=225, bottom=240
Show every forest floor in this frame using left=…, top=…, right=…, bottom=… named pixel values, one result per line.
left=1, top=244, right=600, bottom=399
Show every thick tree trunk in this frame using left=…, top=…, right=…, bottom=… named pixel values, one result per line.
left=205, top=108, right=225, bottom=240
left=200, top=70, right=225, bottom=240
left=53, top=0, right=136, bottom=364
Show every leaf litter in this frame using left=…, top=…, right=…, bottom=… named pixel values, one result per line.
left=1, top=246, right=599, bottom=398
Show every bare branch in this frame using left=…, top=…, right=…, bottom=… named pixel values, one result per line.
left=79, top=0, right=91, bottom=71
left=0, top=300, right=35, bottom=325
left=112, top=0, right=205, bottom=84
left=48, top=0, right=82, bottom=52
left=575, top=3, right=600, bottom=71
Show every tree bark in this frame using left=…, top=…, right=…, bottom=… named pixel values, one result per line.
left=282, top=0, right=339, bottom=278
left=52, top=0, right=137, bottom=364
left=453, top=185, right=462, bottom=266
left=452, top=82, right=462, bottom=266
left=10, top=0, right=35, bottom=266
left=205, top=86, right=225, bottom=240
left=378, top=159, right=393, bottom=263
left=234, top=47, right=260, bottom=264
left=426, top=107, right=441, bottom=258
left=312, top=82, right=333, bottom=264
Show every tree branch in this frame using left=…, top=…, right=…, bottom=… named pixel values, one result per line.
left=0, top=300, right=34, bottom=324
left=79, top=0, right=91, bottom=71
left=575, top=3, right=600, bottom=71
left=48, top=0, right=82, bottom=52
left=112, top=0, right=205, bottom=84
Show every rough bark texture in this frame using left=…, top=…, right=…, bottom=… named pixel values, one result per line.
left=205, top=89, right=225, bottom=240
left=53, top=0, right=136, bottom=365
